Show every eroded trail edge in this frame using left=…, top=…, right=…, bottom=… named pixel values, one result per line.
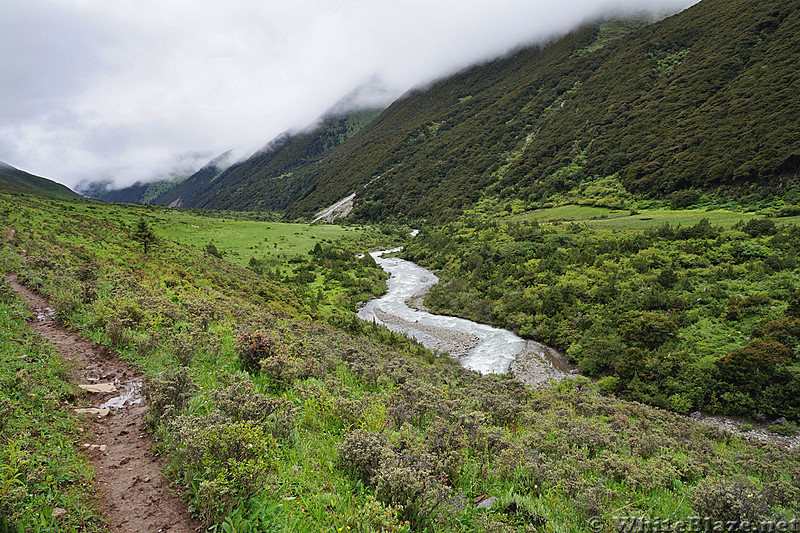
left=6, top=274, right=199, bottom=533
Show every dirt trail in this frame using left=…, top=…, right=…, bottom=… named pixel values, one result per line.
left=6, top=274, right=200, bottom=532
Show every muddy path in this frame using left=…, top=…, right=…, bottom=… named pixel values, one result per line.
left=6, top=274, right=200, bottom=532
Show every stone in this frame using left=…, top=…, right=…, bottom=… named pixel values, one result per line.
left=79, top=383, right=117, bottom=393
left=476, top=496, right=497, bottom=509
left=771, top=417, right=788, bottom=426
left=689, top=411, right=703, bottom=420
left=74, top=407, right=111, bottom=418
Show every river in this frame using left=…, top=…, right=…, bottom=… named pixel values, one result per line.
left=357, top=247, right=572, bottom=382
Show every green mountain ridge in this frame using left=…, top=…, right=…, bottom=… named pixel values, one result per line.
left=0, top=161, right=81, bottom=201
left=164, top=107, right=385, bottom=211
left=157, top=0, right=799, bottom=220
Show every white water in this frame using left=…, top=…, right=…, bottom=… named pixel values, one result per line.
left=358, top=248, right=526, bottom=374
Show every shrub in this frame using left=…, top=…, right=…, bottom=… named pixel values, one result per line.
left=719, top=340, right=792, bottom=395
left=388, top=380, right=450, bottom=428
left=236, top=332, right=282, bottom=372
left=259, top=351, right=324, bottom=388
left=337, top=430, right=393, bottom=483
left=741, top=219, right=777, bottom=237
left=213, top=377, right=297, bottom=441
left=375, top=464, right=451, bottom=528
left=786, top=293, right=800, bottom=318
left=619, top=311, right=677, bottom=350
left=171, top=331, right=202, bottom=367
left=768, top=421, right=798, bottom=436
left=692, top=477, right=769, bottom=522
left=105, top=316, right=130, bottom=346
left=349, top=493, right=408, bottom=533
left=143, top=367, right=197, bottom=427
left=596, top=376, right=619, bottom=395
left=173, top=417, right=276, bottom=524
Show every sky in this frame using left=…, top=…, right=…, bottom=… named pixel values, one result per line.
left=0, top=0, right=700, bottom=190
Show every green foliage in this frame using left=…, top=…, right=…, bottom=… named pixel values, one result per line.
left=143, top=366, right=197, bottom=427
left=205, top=241, right=223, bottom=258
left=171, top=417, right=277, bottom=524
left=404, top=214, right=800, bottom=419
left=769, top=421, right=799, bottom=436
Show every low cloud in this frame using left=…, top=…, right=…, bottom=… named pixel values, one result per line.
left=0, top=0, right=699, bottom=189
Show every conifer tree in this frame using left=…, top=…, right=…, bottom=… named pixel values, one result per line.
left=132, top=217, right=157, bottom=255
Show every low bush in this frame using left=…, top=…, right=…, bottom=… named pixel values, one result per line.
left=172, top=417, right=276, bottom=524
left=692, top=477, right=770, bottom=522
left=143, top=366, right=197, bottom=427
left=236, top=331, right=282, bottom=372
left=213, top=377, right=297, bottom=441
left=337, top=430, right=393, bottom=483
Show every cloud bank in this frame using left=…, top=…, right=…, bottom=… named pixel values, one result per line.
left=0, top=0, right=700, bottom=189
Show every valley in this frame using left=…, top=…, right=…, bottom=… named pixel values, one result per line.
left=2, top=193, right=798, bottom=531
left=1, top=0, right=799, bottom=529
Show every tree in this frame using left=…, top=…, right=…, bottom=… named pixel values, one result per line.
left=205, top=241, right=223, bottom=258
left=132, top=217, right=157, bottom=255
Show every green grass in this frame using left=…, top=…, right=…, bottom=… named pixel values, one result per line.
left=42, top=201, right=365, bottom=268
left=149, top=213, right=363, bottom=267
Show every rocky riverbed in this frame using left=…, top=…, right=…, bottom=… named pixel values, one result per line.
left=693, top=413, right=800, bottom=449
left=372, top=308, right=479, bottom=358
left=509, top=341, right=576, bottom=386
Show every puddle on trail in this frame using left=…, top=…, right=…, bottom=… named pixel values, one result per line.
left=100, top=381, right=143, bottom=409
left=34, top=306, right=55, bottom=321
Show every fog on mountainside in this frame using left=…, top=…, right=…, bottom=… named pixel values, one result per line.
left=0, top=0, right=699, bottom=189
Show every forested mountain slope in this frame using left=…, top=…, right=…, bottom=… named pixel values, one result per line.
left=172, top=0, right=798, bottom=220
left=295, top=0, right=798, bottom=221
left=163, top=107, right=384, bottom=211
left=79, top=173, right=195, bottom=205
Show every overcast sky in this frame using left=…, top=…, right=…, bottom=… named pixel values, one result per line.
left=0, top=0, right=700, bottom=190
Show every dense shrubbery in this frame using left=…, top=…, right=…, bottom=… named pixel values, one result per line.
left=405, top=216, right=800, bottom=419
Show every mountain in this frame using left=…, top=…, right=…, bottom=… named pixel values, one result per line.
left=161, top=106, right=385, bottom=211
left=164, top=0, right=798, bottom=221
left=151, top=151, right=234, bottom=208
left=0, top=161, right=81, bottom=200
left=78, top=168, right=203, bottom=206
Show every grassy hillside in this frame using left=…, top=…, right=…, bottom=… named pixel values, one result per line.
left=2, top=193, right=798, bottom=530
left=0, top=162, right=81, bottom=201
